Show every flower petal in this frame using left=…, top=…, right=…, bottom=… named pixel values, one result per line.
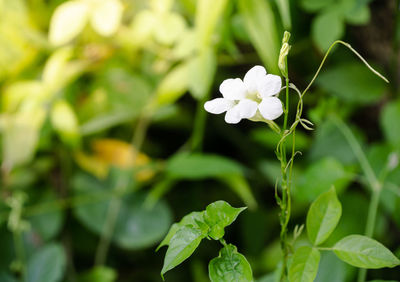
left=224, top=105, right=242, bottom=124
left=258, top=97, right=283, bottom=120
left=236, top=99, right=258, bottom=119
left=204, top=98, right=235, bottom=114
left=243, top=65, right=267, bottom=93
left=257, top=74, right=282, bottom=98
left=219, top=78, right=246, bottom=100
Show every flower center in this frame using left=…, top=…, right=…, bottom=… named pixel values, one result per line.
left=245, top=91, right=262, bottom=103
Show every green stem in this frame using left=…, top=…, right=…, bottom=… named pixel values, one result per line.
left=331, top=115, right=382, bottom=282
left=94, top=187, right=123, bottom=266
left=94, top=112, right=151, bottom=266
left=331, top=116, right=380, bottom=192
left=357, top=188, right=381, bottom=282
left=279, top=77, right=291, bottom=281
left=191, top=93, right=210, bottom=152
left=13, top=231, right=26, bottom=280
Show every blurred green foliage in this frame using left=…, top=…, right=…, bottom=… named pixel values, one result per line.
left=0, top=0, right=399, bottom=281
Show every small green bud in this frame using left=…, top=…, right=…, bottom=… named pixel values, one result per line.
left=282, top=31, right=291, bottom=45
left=278, top=42, right=291, bottom=78
left=279, top=31, right=291, bottom=78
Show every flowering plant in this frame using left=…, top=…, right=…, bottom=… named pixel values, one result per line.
left=158, top=31, right=399, bottom=282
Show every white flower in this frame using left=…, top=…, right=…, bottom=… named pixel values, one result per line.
left=204, top=66, right=283, bottom=124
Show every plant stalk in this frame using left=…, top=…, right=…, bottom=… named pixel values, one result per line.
left=279, top=77, right=291, bottom=281
left=94, top=113, right=151, bottom=266
left=331, top=116, right=383, bottom=282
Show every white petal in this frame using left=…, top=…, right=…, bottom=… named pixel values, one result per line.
left=236, top=99, right=258, bottom=119
left=258, top=97, right=284, bottom=120
left=219, top=78, right=246, bottom=100
left=224, top=105, right=242, bottom=124
left=257, top=74, right=282, bottom=98
left=243, top=65, right=267, bottom=93
left=204, top=98, right=234, bottom=114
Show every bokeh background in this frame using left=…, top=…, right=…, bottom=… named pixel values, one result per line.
left=0, top=0, right=400, bottom=281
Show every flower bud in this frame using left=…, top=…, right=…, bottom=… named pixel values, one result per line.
left=282, top=31, right=291, bottom=45
left=278, top=31, right=291, bottom=78
left=278, top=42, right=290, bottom=78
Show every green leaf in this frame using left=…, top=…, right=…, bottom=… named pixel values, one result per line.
left=51, top=99, right=80, bottom=147
left=204, top=200, right=246, bottom=240
left=317, top=62, right=386, bottom=104
left=333, top=235, right=400, bottom=268
left=251, top=128, right=310, bottom=151
left=345, top=4, right=370, bottom=25
left=156, top=211, right=206, bottom=251
left=238, top=0, right=280, bottom=74
left=315, top=252, right=347, bottom=282
left=0, top=272, right=17, bottom=282
left=78, top=266, right=117, bottom=282
left=188, top=48, right=216, bottom=100
left=295, top=158, right=351, bottom=203
left=288, top=246, right=320, bottom=282
left=49, top=1, right=89, bottom=45
left=73, top=173, right=172, bottom=250
left=90, top=0, right=123, bottom=37
left=195, top=0, right=228, bottom=46
left=165, top=153, right=256, bottom=208
left=81, top=68, right=152, bottom=134
left=26, top=243, right=66, bottom=282
left=309, top=119, right=364, bottom=165
left=306, top=187, right=342, bottom=246
left=381, top=99, right=400, bottom=149
left=300, top=0, right=335, bottom=12
left=209, top=244, right=253, bottom=282
left=368, top=280, right=399, bottom=282
left=311, top=11, right=344, bottom=51
left=166, top=153, right=243, bottom=180
left=155, top=62, right=190, bottom=106
left=161, top=226, right=206, bottom=277
left=218, top=174, right=257, bottom=210
left=275, top=0, right=291, bottom=29
left=28, top=192, right=64, bottom=242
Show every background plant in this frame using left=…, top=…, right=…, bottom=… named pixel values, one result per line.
left=0, top=0, right=400, bottom=281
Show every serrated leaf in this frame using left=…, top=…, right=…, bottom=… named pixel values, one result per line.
left=204, top=200, right=246, bottom=240
left=307, top=187, right=342, bottom=246
left=288, top=246, right=320, bottom=282
left=161, top=226, right=206, bottom=276
left=333, top=235, right=400, bottom=268
left=209, top=244, right=253, bottom=282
